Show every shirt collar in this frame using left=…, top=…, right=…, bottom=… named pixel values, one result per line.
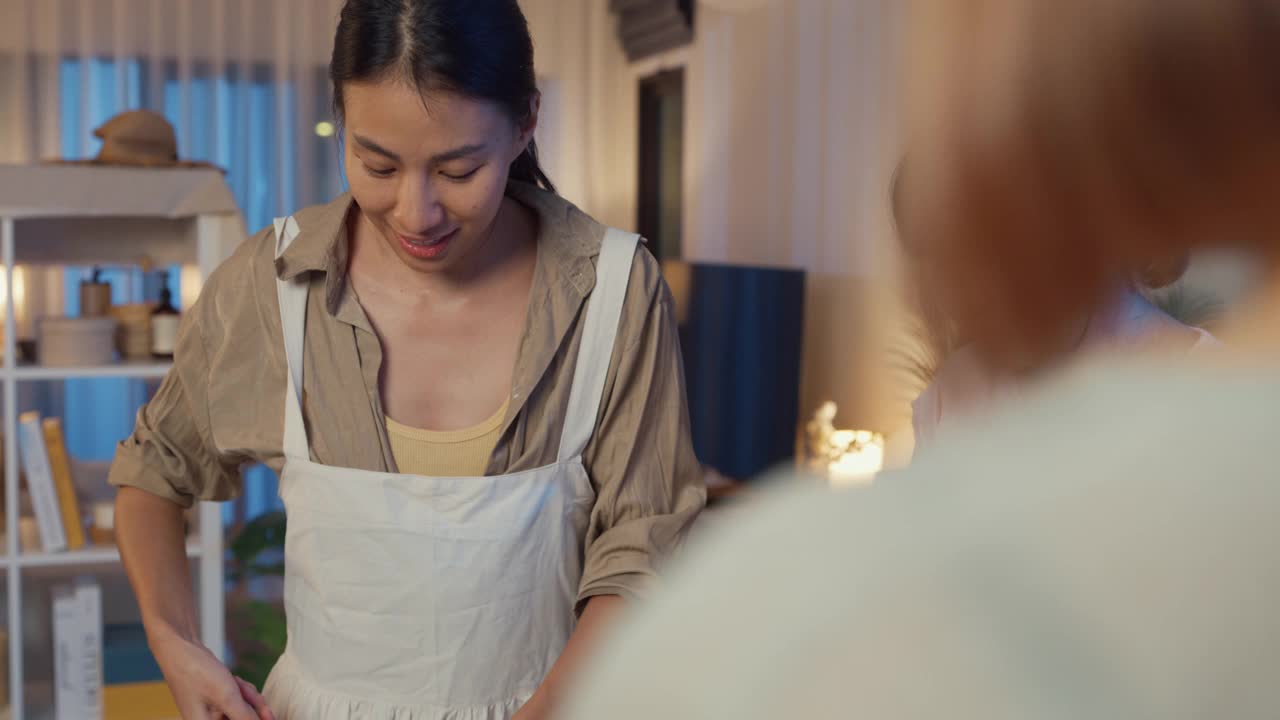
left=503, top=183, right=606, bottom=413
left=272, top=182, right=603, bottom=294
left=269, top=183, right=609, bottom=407
left=273, top=190, right=356, bottom=316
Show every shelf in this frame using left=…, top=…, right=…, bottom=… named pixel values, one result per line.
left=7, top=361, right=172, bottom=381
left=1, top=163, right=239, bottom=720
left=6, top=540, right=200, bottom=570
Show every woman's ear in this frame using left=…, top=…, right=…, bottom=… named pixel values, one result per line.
left=513, top=92, right=541, bottom=160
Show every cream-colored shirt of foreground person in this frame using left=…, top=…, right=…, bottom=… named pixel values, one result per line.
left=563, top=354, right=1280, bottom=719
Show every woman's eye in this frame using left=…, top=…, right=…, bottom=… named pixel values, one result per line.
left=442, top=166, right=482, bottom=182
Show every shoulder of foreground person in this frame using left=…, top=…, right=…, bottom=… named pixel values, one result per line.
left=563, top=360, right=1280, bottom=719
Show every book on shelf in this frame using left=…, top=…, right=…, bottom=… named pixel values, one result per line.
left=77, top=578, right=104, bottom=719
left=53, top=609, right=180, bottom=719
left=17, top=411, right=66, bottom=552
left=51, top=585, right=82, bottom=719
left=102, top=623, right=179, bottom=719
left=103, top=624, right=163, bottom=685
left=0, top=626, right=8, bottom=709
left=44, top=418, right=86, bottom=550
left=104, top=682, right=180, bottom=720
left=0, top=430, right=6, bottom=533
left=51, top=578, right=104, bottom=720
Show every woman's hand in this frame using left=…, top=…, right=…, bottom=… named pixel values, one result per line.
left=513, top=693, right=551, bottom=720
left=151, top=626, right=274, bottom=720
left=514, top=595, right=627, bottom=720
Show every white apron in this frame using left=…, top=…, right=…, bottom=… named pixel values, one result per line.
left=261, top=215, right=639, bottom=719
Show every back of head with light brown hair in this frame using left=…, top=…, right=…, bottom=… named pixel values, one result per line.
left=907, top=0, right=1280, bottom=372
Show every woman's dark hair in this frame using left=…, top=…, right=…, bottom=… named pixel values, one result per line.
left=330, top=0, right=555, bottom=193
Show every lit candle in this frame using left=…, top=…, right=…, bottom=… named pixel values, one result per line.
left=828, top=434, right=884, bottom=487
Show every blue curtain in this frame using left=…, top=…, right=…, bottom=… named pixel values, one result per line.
left=51, top=56, right=340, bottom=521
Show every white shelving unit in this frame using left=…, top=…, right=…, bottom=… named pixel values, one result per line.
left=0, top=164, right=248, bottom=719
left=10, top=363, right=173, bottom=382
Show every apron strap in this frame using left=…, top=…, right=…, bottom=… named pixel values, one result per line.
left=557, top=228, right=640, bottom=462
left=273, top=216, right=311, bottom=461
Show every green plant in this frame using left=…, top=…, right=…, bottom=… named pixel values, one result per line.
left=226, top=510, right=288, bottom=689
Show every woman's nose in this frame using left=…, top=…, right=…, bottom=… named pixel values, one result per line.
left=394, top=174, right=446, bottom=233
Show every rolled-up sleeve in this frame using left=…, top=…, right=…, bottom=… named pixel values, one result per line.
left=578, top=253, right=707, bottom=606
left=108, top=287, right=242, bottom=508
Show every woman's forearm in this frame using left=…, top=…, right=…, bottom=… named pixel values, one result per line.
left=115, top=486, right=200, bottom=645
left=519, top=594, right=626, bottom=719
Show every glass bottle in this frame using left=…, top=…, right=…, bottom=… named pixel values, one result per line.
left=150, top=274, right=180, bottom=360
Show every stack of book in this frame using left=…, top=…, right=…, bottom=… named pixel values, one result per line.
left=52, top=579, right=180, bottom=720
left=101, top=624, right=180, bottom=719
left=51, top=579, right=101, bottom=719
left=16, top=412, right=86, bottom=553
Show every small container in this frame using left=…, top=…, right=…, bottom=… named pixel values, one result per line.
left=90, top=500, right=116, bottom=545
left=109, top=302, right=154, bottom=359
left=19, top=516, right=41, bottom=552
left=79, top=269, right=113, bottom=317
left=37, top=316, right=117, bottom=366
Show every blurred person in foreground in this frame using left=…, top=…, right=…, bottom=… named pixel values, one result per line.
left=562, top=1, right=1280, bottom=718
left=894, top=160, right=1220, bottom=451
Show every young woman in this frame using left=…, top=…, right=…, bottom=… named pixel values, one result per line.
left=110, top=2, right=704, bottom=718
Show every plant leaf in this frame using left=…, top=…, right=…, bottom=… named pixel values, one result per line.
left=229, top=511, right=287, bottom=565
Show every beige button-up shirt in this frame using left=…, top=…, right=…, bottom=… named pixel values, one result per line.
left=108, top=182, right=706, bottom=603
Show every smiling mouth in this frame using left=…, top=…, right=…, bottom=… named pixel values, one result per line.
left=396, top=227, right=459, bottom=260
left=399, top=228, right=457, bottom=247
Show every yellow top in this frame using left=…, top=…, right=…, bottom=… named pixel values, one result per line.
left=385, top=398, right=510, bottom=477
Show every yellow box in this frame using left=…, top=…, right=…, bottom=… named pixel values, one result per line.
left=104, top=682, right=180, bottom=720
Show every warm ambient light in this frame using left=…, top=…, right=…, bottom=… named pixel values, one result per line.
left=314, top=121, right=336, bottom=138
left=0, top=266, right=27, bottom=340
left=827, top=431, right=885, bottom=487
left=180, top=265, right=203, bottom=310
left=803, top=401, right=885, bottom=487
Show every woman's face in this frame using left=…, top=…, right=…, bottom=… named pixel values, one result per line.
left=341, top=79, right=536, bottom=274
